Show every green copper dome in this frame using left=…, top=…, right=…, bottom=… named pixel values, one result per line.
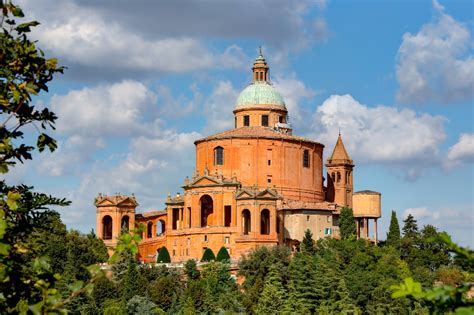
left=235, top=82, right=286, bottom=109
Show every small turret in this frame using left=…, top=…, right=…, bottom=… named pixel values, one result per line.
left=326, top=133, right=354, bottom=207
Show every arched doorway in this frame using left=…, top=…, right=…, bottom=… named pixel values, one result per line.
left=147, top=222, right=153, bottom=238
left=121, top=215, right=129, bottom=231
left=102, top=215, right=112, bottom=240
left=200, top=195, right=213, bottom=227
left=242, top=209, right=251, bottom=235
left=261, top=209, right=270, bottom=235
left=156, top=219, right=166, bottom=236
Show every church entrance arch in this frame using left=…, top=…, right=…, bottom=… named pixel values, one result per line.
left=102, top=215, right=112, bottom=240
left=200, top=195, right=213, bottom=227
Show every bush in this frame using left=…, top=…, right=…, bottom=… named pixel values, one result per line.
left=157, top=247, right=171, bottom=263
left=201, top=248, right=216, bottom=262
left=216, top=247, right=231, bottom=262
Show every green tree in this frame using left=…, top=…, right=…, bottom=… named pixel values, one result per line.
left=184, top=259, right=200, bottom=280
left=126, top=295, right=162, bottom=315
left=156, top=246, right=171, bottom=263
left=402, top=213, right=419, bottom=239
left=256, top=263, right=287, bottom=315
left=339, top=207, right=356, bottom=240
left=301, top=229, right=315, bottom=254
left=201, top=248, right=216, bottom=262
left=386, top=210, right=401, bottom=250
left=216, top=246, right=230, bottom=261
left=122, top=259, right=144, bottom=303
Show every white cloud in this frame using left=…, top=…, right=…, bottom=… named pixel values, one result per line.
left=396, top=1, right=474, bottom=104
left=446, top=133, right=474, bottom=167
left=20, top=0, right=246, bottom=75
left=402, top=205, right=474, bottom=247
left=310, top=95, right=446, bottom=175
left=273, top=76, right=317, bottom=128
left=51, top=80, right=158, bottom=137
left=203, top=81, right=240, bottom=134
left=313, top=18, right=329, bottom=42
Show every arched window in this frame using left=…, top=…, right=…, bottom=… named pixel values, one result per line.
left=214, top=146, right=224, bottom=165
left=242, top=209, right=251, bottom=235
left=303, top=149, right=310, bottom=168
left=331, top=172, right=336, bottom=182
left=121, top=215, right=129, bottom=231
left=261, top=209, right=270, bottom=235
left=102, top=215, right=112, bottom=240
left=337, top=172, right=341, bottom=183
left=147, top=222, right=153, bottom=238
left=200, top=195, right=213, bottom=227
left=157, top=219, right=166, bottom=236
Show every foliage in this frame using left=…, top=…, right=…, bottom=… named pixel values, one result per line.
left=300, top=228, right=315, bottom=254
left=391, top=232, right=474, bottom=314
left=339, top=206, right=356, bottom=240
left=156, top=246, right=171, bottom=263
left=125, top=295, right=162, bottom=315
left=184, top=259, right=200, bottom=280
left=256, top=263, right=286, bottom=314
left=201, top=247, right=216, bottom=262
left=386, top=210, right=401, bottom=250
left=216, top=246, right=231, bottom=262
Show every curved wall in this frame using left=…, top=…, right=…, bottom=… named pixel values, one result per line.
left=195, top=137, right=324, bottom=202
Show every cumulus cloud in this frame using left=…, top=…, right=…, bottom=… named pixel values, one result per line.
left=51, top=80, right=158, bottom=137
left=396, top=0, right=474, bottom=104
left=18, top=0, right=328, bottom=77
left=310, top=94, right=446, bottom=177
left=402, top=205, right=474, bottom=247
left=273, top=76, right=317, bottom=129
left=203, top=81, right=240, bottom=134
left=445, top=133, right=474, bottom=167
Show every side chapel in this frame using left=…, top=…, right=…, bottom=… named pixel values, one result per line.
left=95, top=51, right=382, bottom=262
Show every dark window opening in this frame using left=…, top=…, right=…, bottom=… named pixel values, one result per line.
left=261, top=115, right=269, bottom=126
left=243, top=115, right=250, bottom=126
left=242, top=209, right=251, bottom=235
left=200, top=195, right=213, bottom=227
left=187, top=207, right=191, bottom=228
left=224, top=205, right=231, bottom=227
left=268, top=160, right=271, bottom=166
left=267, top=176, right=272, bottom=183
left=261, top=209, right=270, bottom=235
left=121, top=215, right=129, bottom=231
left=303, top=149, right=310, bottom=168
left=214, top=146, right=224, bottom=165
left=172, top=208, right=179, bottom=230
left=235, top=117, right=237, bottom=128
left=276, top=216, right=281, bottom=234
left=147, top=222, right=153, bottom=238
left=279, top=116, right=286, bottom=123
left=157, top=219, right=166, bottom=236
left=102, top=216, right=112, bottom=240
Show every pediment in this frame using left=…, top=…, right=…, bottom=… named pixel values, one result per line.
left=257, top=189, right=279, bottom=199
left=192, top=176, right=220, bottom=186
left=95, top=198, right=115, bottom=206
left=235, top=189, right=255, bottom=199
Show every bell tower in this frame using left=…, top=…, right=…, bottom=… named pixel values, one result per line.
left=326, top=133, right=354, bottom=208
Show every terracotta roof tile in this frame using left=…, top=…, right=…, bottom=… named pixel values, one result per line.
left=195, top=127, right=323, bottom=146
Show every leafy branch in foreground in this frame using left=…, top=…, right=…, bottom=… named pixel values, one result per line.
left=391, top=232, right=474, bottom=314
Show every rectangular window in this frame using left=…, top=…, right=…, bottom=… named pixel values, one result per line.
left=307, top=215, right=310, bottom=222
left=243, top=115, right=250, bottom=126
left=303, top=149, right=310, bottom=168
left=186, top=248, right=189, bottom=256
left=225, top=236, right=230, bottom=244
left=267, top=175, right=272, bottom=184
left=261, top=115, right=269, bottom=126
left=327, top=216, right=331, bottom=223
left=224, top=205, right=232, bottom=227
left=204, top=235, right=208, bottom=242
left=173, top=249, right=176, bottom=256
left=325, top=228, right=332, bottom=235
left=187, top=207, right=191, bottom=228
left=279, top=116, right=285, bottom=123
left=268, top=160, right=271, bottom=166
left=172, top=208, right=179, bottom=230
left=235, top=117, right=237, bottom=128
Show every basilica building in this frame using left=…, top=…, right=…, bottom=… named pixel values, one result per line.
left=95, top=52, right=382, bottom=263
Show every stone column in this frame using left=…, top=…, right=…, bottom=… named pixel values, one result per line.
left=365, top=218, right=369, bottom=239
left=374, top=218, right=378, bottom=245
left=356, top=219, right=360, bottom=240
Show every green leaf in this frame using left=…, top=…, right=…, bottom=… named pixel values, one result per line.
left=0, top=242, right=11, bottom=256
left=37, top=133, right=57, bottom=153
left=28, top=301, right=43, bottom=315
left=6, top=191, right=21, bottom=210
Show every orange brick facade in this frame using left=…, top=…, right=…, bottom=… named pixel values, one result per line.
left=95, top=51, right=382, bottom=262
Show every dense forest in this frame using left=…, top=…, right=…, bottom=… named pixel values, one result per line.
left=0, top=2, right=472, bottom=314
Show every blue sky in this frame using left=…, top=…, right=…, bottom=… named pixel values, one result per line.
left=7, top=0, right=473, bottom=247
